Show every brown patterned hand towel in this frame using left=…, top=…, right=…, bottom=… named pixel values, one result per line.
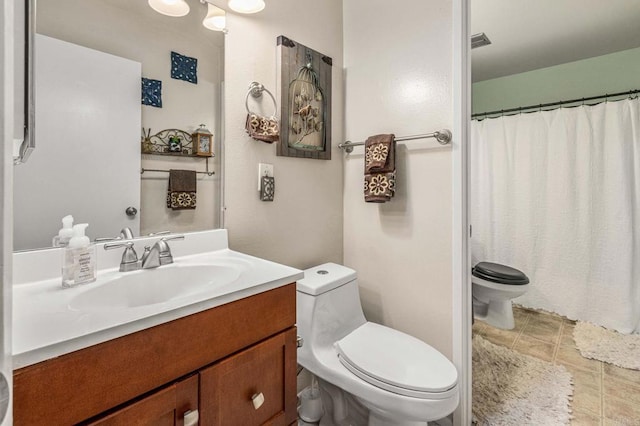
left=167, top=169, right=197, bottom=210
left=364, top=134, right=396, bottom=203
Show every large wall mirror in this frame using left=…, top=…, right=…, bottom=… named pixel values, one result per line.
left=14, top=0, right=224, bottom=251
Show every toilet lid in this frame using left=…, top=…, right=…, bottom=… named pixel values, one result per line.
left=335, top=322, right=457, bottom=399
left=472, top=262, right=530, bottom=285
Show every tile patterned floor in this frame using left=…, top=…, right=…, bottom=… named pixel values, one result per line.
left=473, top=306, right=640, bottom=426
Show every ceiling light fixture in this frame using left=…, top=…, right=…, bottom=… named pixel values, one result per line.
left=202, top=3, right=226, bottom=31
left=228, top=0, right=265, bottom=14
left=148, top=0, right=190, bottom=17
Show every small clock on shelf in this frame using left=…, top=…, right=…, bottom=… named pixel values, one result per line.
left=192, top=124, right=213, bottom=157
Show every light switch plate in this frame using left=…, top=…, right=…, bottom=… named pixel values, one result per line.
left=258, top=163, right=274, bottom=190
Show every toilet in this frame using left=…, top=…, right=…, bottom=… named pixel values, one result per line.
left=296, top=263, right=459, bottom=426
left=471, top=261, right=530, bottom=330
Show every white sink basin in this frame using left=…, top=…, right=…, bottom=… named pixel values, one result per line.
left=69, top=264, right=242, bottom=310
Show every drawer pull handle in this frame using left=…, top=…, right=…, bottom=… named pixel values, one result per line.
left=183, top=409, right=199, bottom=426
left=251, top=392, right=265, bottom=410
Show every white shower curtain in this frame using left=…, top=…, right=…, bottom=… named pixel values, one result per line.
left=471, top=98, right=640, bottom=333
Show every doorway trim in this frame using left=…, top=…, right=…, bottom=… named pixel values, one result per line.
left=0, top=0, right=16, bottom=424
left=452, top=0, right=471, bottom=425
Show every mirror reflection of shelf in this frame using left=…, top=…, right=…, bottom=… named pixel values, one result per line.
left=141, top=128, right=215, bottom=177
left=141, top=128, right=214, bottom=158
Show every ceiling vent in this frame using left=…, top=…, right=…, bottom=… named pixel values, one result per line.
left=471, top=33, right=492, bottom=49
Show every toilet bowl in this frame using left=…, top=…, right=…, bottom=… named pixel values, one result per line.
left=296, top=263, right=459, bottom=426
left=472, top=261, right=530, bottom=330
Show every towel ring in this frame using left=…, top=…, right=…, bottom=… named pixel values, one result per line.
left=246, top=81, right=278, bottom=118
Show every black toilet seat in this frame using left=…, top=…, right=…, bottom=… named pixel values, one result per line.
left=472, top=262, right=530, bottom=285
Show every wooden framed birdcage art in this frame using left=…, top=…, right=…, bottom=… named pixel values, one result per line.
left=277, top=36, right=332, bottom=160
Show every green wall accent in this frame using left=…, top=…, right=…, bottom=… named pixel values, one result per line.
left=472, top=47, right=640, bottom=115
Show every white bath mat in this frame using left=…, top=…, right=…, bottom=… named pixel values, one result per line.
left=573, top=321, right=640, bottom=370
left=473, top=335, right=573, bottom=426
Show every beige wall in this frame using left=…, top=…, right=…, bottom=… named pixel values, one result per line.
left=343, top=0, right=454, bottom=357
left=223, top=0, right=344, bottom=268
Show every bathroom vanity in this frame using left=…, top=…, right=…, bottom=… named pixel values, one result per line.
left=12, top=230, right=302, bottom=425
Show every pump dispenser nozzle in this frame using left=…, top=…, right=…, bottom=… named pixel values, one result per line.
left=68, top=223, right=90, bottom=249
left=62, top=215, right=73, bottom=227
left=53, top=215, right=74, bottom=247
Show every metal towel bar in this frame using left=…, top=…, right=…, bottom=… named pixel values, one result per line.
left=140, top=168, right=215, bottom=177
left=338, top=129, right=452, bottom=153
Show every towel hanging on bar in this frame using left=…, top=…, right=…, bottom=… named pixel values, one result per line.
left=364, top=134, right=396, bottom=203
left=167, top=169, right=197, bottom=210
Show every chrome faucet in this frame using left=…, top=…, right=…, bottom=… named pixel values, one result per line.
left=95, top=227, right=136, bottom=242
left=104, top=241, right=140, bottom=272
left=119, top=227, right=135, bottom=240
left=141, top=235, right=184, bottom=269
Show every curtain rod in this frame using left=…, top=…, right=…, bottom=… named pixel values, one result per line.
left=472, top=89, right=639, bottom=119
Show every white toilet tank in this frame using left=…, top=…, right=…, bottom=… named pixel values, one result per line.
left=297, top=263, right=367, bottom=354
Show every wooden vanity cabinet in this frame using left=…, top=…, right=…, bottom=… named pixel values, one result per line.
left=14, top=284, right=297, bottom=426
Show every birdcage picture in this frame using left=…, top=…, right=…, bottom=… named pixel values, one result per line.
left=289, top=53, right=324, bottom=150
left=277, top=36, right=332, bottom=160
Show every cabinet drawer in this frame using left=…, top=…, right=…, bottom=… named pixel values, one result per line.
left=200, top=329, right=297, bottom=426
left=84, top=374, right=198, bottom=426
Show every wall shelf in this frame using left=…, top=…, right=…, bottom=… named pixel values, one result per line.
left=141, top=128, right=214, bottom=158
left=141, top=128, right=215, bottom=176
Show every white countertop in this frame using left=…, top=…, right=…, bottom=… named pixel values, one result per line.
left=13, top=230, right=303, bottom=369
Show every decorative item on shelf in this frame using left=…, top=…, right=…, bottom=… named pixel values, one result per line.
left=192, top=124, right=214, bottom=156
left=141, top=77, right=163, bottom=108
left=142, top=128, right=153, bottom=153
left=168, top=135, right=183, bottom=152
left=141, top=128, right=204, bottom=156
left=171, top=51, right=198, bottom=84
left=277, top=36, right=332, bottom=160
left=245, top=82, right=279, bottom=143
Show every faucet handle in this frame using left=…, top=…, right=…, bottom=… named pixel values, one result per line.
left=155, top=235, right=184, bottom=266
left=94, top=236, right=120, bottom=242
left=104, top=241, right=135, bottom=250
left=104, top=241, right=140, bottom=272
left=157, top=235, right=184, bottom=255
left=146, top=230, right=171, bottom=237
left=95, top=227, right=136, bottom=242
left=162, top=234, right=185, bottom=242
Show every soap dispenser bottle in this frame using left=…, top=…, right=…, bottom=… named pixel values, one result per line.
left=62, top=223, right=97, bottom=288
left=52, top=215, right=74, bottom=247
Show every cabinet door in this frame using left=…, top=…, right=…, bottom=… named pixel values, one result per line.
left=200, top=329, right=297, bottom=426
left=85, top=374, right=198, bottom=426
